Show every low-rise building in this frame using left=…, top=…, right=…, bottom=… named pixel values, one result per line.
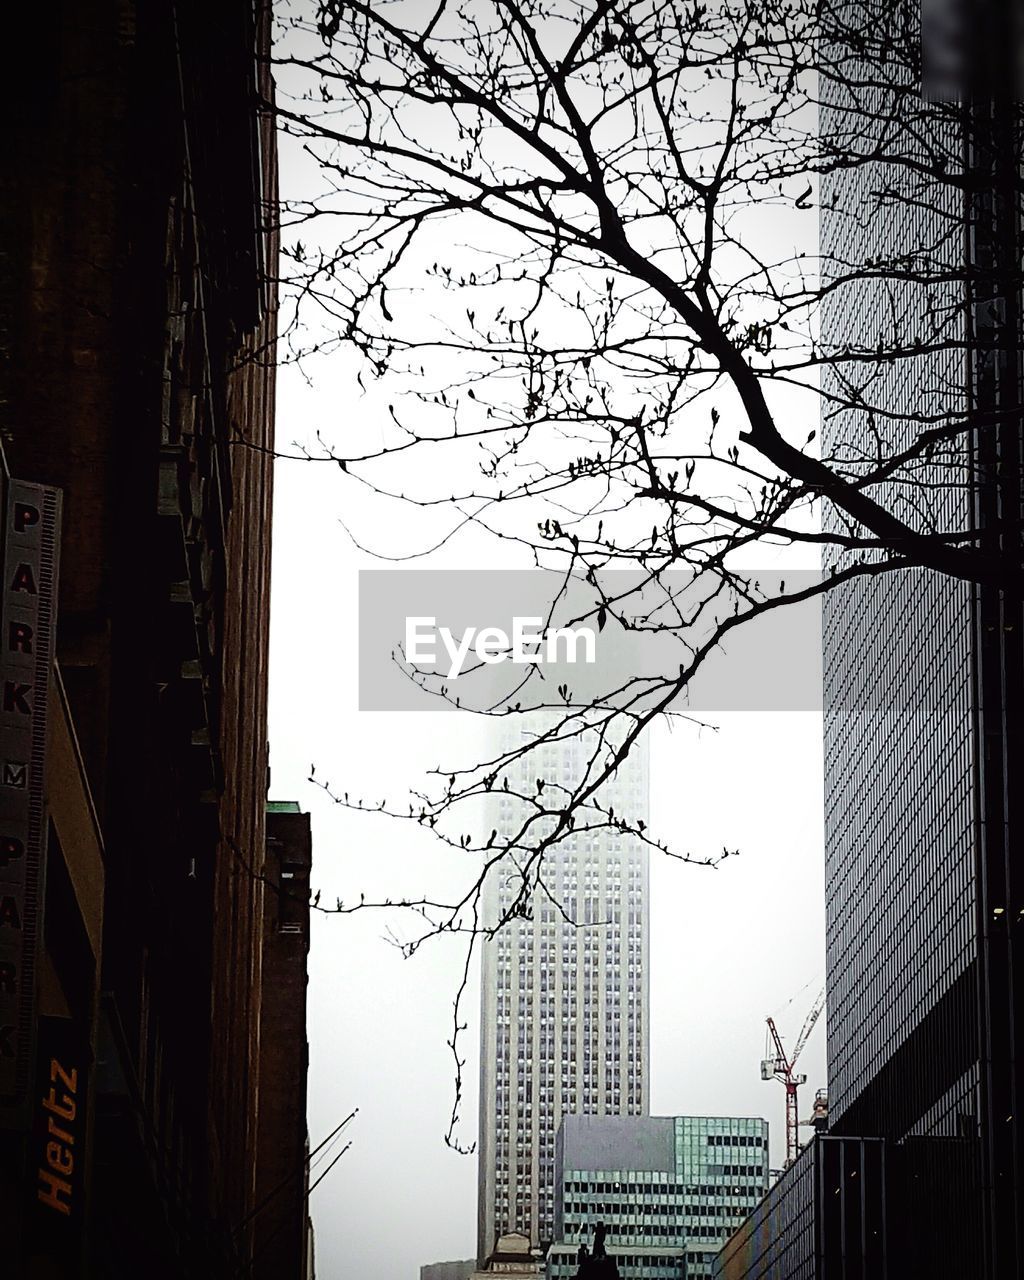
left=547, top=1115, right=769, bottom=1280
left=713, top=1133, right=980, bottom=1280
left=474, top=1231, right=545, bottom=1277
left=255, top=803, right=315, bottom=1280
left=421, top=1259, right=477, bottom=1280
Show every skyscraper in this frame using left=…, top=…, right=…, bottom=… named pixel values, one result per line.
left=477, top=725, right=650, bottom=1260
left=716, top=5, right=1022, bottom=1275
left=818, top=9, right=978, bottom=1153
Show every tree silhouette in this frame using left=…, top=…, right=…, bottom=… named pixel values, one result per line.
left=268, top=0, right=1021, bottom=1144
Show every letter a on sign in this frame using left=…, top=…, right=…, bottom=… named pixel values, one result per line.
left=0, top=479, right=62, bottom=1123
left=10, top=564, right=37, bottom=595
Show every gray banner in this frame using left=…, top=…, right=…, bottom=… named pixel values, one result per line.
left=358, top=568, right=825, bottom=712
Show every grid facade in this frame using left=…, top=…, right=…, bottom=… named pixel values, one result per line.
left=712, top=1144, right=816, bottom=1280
left=714, top=1133, right=980, bottom=1280
left=673, top=1118, right=770, bottom=1279
left=547, top=1243, right=682, bottom=1280
left=546, top=1115, right=768, bottom=1280
left=818, top=1, right=978, bottom=1138
left=477, top=730, right=650, bottom=1257
left=558, top=1168, right=687, bottom=1253
left=713, top=1137, right=888, bottom=1280
left=552, top=1114, right=683, bottom=1277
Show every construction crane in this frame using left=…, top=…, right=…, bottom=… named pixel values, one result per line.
left=761, top=988, right=825, bottom=1167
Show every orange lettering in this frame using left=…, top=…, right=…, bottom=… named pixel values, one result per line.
left=42, top=1086, right=75, bottom=1122
left=37, top=1167, right=72, bottom=1216
left=49, top=1058, right=77, bottom=1094
left=47, top=1115, right=73, bottom=1145
left=46, top=1140, right=73, bottom=1177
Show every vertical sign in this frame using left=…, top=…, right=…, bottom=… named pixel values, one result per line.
left=30, top=1014, right=88, bottom=1258
left=0, top=480, right=61, bottom=1123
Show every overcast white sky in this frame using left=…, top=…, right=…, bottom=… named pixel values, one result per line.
left=266, top=12, right=828, bottom=1275
left=266, top=371, right=827, bottom=1280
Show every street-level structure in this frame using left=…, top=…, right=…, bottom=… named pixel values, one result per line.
left=547, top=1114, right=769, bottom=1280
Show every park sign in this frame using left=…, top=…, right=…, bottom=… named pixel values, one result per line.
left=0, top=478, right=61, bottom=1124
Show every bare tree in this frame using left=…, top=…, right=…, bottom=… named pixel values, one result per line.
left=266, top=0, right=1019, bottom=1142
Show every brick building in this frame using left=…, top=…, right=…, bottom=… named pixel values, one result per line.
left=256, top=803, right=314, bottom=1280
left=1, top=2, right=312, bottom=1276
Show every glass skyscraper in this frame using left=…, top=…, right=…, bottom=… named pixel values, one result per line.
left=818, top=9, right=978, bottom=1144
left=476, top=726, right=650, bottom=1260
left=717, top=3, right=1023, bottom=1274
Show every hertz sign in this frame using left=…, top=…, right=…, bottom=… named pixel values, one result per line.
left=0, top=480, right=61, bottom=1123
left=30, top=1015, right=87, bottom=1252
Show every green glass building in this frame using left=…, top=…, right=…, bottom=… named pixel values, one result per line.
left=546, top=1114, right=769, bottom=1280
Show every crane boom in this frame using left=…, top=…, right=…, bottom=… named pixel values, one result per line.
left=766, top=1016, right=789, bottom=1073
left=792, top=988, right=825, bottom=1068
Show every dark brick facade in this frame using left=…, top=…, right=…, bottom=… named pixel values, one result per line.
left=1, top=2, right=309, bottom=1276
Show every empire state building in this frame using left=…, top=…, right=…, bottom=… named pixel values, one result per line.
left=476, top=725, right=650, bottom=1260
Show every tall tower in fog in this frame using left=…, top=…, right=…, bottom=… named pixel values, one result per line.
left=476, top=725, right=650, bottom=1261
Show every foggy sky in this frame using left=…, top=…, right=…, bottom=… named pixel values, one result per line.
left=266, top=393, right=827, bottom=1279
left=267, top=9, right=828, bottom=1275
